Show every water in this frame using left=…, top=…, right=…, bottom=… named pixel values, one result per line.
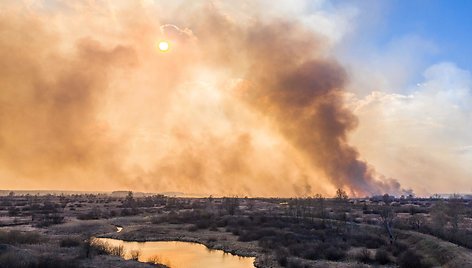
left=93, top=238, right=256, bottom=268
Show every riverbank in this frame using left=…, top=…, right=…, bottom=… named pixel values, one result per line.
left=99, top=222, right=268, bottom=267
left=97, top=220, right=367, bottom=268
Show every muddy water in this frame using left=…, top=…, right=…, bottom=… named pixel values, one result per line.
left=93, top=238, right=256, bottom=268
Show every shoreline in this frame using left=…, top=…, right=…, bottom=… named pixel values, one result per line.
left=98, top=223, right=267, bottom=267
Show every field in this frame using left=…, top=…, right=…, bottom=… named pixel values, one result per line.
left=1, top=191, right=472, bottom=267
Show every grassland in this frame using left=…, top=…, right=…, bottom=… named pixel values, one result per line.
left=1, top=192, right=471, bottom=267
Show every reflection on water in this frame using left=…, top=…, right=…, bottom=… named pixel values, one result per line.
left=94, top=238, right=256, bottom=268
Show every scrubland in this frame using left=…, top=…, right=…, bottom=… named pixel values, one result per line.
left=1, top=191, right=471, bottom=267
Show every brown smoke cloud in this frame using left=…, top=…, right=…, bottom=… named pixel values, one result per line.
left=0, top=1, right=402, bottom=196
left=0, top=9, right=137, bottom=188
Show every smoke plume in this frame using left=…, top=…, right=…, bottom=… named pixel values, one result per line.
left=0, top=1, right=401, bottom=196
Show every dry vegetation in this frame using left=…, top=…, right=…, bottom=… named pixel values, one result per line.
left=0, top=191, right=471, bottom=267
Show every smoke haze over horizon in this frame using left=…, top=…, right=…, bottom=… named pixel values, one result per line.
left=1, top=1, right=470, bottom=197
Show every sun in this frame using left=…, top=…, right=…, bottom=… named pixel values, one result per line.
left=158, top=41, right=169, bottom=52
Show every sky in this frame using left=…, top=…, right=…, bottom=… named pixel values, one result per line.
left=382, top=0, right=472, bottom=72
left=0, top=0, right=470, bottom=197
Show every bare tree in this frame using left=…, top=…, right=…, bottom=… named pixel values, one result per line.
left=431, top=200, right=448, bottom=231
left=380, top=206, right=396, bottom=244
left=124, top=191, right=135, bottom=208
left=335, top=188, right=348, bottom=200
left=222, top=197, right=239, bottom=215
left=408, top=214, right=426, bottom=230
left=447, top=194, right=464, bottom=233
left=313, top=194, right=326, bottom=222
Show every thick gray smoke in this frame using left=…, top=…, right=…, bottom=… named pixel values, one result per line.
left=189, top=15, right=402, bottom=196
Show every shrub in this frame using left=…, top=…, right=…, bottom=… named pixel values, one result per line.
left=288, top=243, right=306, bottom=257
left=276, top=249, right=289, bottom=267
left=356, top=248, right=371, bottom=263
left=350, top=233, right=386, bottom=248
left=0, top=251, right=34, bottom=268
left=60, top=237, right=81, bottom=247
left=287, top=258, right=304, bottom=268
left=392, top=241, right=408, bottom=257
left=89, top=239, right=125, bottom=258
left=0, top=230, right=41, bottom=245
left=107, top=244, right=125, bottom=257
left=302, top=247, right=321, bottom=260
left=147, top=255, right=168, bottom=268
left=36, top=255, right=80, bottom=268
left=374, top=249, right=391, bottom=264
left=187, top=225, right=198, bottom=232
left=151, top=216, right=161, bottom=224
left=238, top=228, right=277, bottom=242
left=0, top=252, right=79, bottom=268
left=398, top=250, right=431, bottom=268
left=130, top=250, right=141, bottom=261
left=323, top=246, right=346, bottom=261
left=34, top=213, right=65, bottom=227
left=231, top=228, right=240, bottom=236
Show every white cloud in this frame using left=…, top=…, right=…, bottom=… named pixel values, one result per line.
left=349, top=62, right=472, bottom=195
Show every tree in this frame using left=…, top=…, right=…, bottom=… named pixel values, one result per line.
left=382, top=194, right=393, bottom=204
left=431, top=200, right=448, bottom=231
left=408, top=214, right=426, bottom=230
left=124, top=191, right=135, bottom=208
left=335, top=188, right=348, bottom=200
left=222, top=197, right=239, bottom=215
left=447, top=194, right=464, bottom=233
left=314, top=194, right=326, bottom=222
left=246, top=198, right=255, bottom=211
left=380, top=206, right=396, bottom=244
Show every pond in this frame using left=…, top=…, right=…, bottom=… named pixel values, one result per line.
left=93, top=238, right=256, bottom=268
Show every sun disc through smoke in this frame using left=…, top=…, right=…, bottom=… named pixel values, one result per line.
left=158, top=41, right=169, bottom=52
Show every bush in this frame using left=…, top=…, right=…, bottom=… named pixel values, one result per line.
left=324, top=246, right=346, bottom=261
left=36, top=255, right=80, bottom=268
left=356, top=248, right=371, bottom=263
left=276, top=249, right=289, bottom=267
left=302, top=247, right=321, bottom=260
left=147, top=255, right=168, bottom=268
left=374, top=249, right=391, bottom=264
left=288, top=243, right=306, bottom=257
left=34, top=213, right=65, bottom=227
left=0, top=251, right=79, bottom=268
left=238, top=228, right=277, bottom=242
left=287, top=258, right=304, bottom=268
left=151, top=216, right=161, bottom=224
left=398, top=250, right=431, bottom=268
left=0, top=230, right=41, bottom=245
left=0, top=251, right=35, bottom=268
left=187, top=225, right=198, bottom=232
left=130, top=250, right=141, bottom=261
left=392, top=241, right=408, bottom=257
left=107, top=244, right=125, bottom=257
left=350, top=233, right=386, bottom=248
left=60, top=237, right=81, bottom=247
left=89, top=239, right=124, bottom=258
